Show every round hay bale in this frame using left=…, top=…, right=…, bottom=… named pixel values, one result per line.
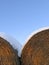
left=0, top=33, right=22, bottom=57
left=21, top=28, right=49, bottom=65
left=0, top=37, right=20, bottom=65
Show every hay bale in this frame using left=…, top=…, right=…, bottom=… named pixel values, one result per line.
left=21, top=29, right=49, bottom=65
left=0, top=37, right=20, bottom=65
left=0, top=33, right=22, bottom=57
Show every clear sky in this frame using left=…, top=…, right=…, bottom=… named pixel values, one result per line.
left=0, top=0, right=49, bottom=45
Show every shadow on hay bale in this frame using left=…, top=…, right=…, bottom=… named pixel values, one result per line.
left=0, top=37, right=20, bottom=65
left=21, top=29, right=49, bottom=65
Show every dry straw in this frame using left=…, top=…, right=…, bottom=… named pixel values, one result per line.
left=0, top=37, right=20, bottom=65
left=21, top=27, right=49, bottom=65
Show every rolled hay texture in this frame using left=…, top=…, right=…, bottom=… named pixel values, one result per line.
left=0, top=37, right=20, bottom=65
left=21, top=29, right=49, bottom=65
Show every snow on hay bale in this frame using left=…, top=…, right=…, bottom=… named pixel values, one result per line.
left=0, top=33, right=22, bottom=57
left=21, top=27, right=49, bottom=65
left=0, top=37, right=20, bottom=65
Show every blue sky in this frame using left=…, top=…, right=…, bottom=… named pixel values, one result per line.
left=0, top=0, right=49, bottom=45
